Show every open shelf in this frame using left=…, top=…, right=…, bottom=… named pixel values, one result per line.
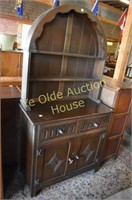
left=29, top=77, right=99, bottom=82
left=31, top=50, right=103, bottom=60
left=21, top=6, right=106, bottom=108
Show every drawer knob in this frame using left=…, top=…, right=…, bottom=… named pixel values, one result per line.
left=68, top=158, right=73, bottom=164
left=58, top=129, right=63, bottom=135
left=93, top=122, right=98, bottom=127
left=75, top=155, right=79, bottom=160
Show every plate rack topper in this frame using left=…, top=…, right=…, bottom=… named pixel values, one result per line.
left=20, top=3, right=107, bottom=111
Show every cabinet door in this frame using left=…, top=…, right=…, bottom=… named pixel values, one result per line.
left=76, top=132, right=104, bottom=171
left=67, top=132, right=105, bottom=174
left=36, top=139, right=71, bottom=185
left=1, top=52, right=22, bottom=77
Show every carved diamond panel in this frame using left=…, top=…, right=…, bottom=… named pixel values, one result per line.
left=46, top=153, right=64, bottom=172
left=81, top=144, right=94, bottom=163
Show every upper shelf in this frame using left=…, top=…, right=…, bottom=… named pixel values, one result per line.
left=30, top=50, right=104, bottom=60
left=29, top=76, right=100, bottom=82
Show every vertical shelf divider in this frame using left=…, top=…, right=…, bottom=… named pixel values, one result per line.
left=58, top=13, right=74, bottom=94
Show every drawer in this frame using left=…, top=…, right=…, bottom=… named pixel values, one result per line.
left=38, top=114, right=110, bottom=144
left=39, top=122, right=77, bottom=143
left=79, top=114, right=110, bottom=133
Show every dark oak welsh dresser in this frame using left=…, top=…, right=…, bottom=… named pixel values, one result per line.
left=20, top=4, right=112, bottom=196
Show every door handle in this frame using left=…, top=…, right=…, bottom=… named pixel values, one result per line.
left=75, top=155, right=79, bottom=160
left=68, top=158, right=73, bottom=164
left=58, top=129, right=63, bottom=135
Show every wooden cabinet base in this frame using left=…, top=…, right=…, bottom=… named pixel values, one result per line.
left=20, top=100, right=112, bottom=197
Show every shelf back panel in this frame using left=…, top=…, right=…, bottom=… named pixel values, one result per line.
left=30, top=54, right=62, bottom=76
left=36, top=13, right=67, bottom=52
left=36, top=11, right=98, bottom=56
left=30, top=53, right=95, bottom=78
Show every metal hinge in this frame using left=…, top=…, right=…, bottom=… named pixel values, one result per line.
left=101, top=133, right=106, bottom=139
left=34, top=179, right=40, bottom=185
left=37, top=149, right=43, bottom=157
left=95, top=158, right=99, bottom=163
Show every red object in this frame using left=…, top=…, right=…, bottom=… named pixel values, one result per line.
left=117, top=9, right=127, bottom=40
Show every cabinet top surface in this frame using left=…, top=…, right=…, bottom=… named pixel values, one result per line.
left=20, top=98, right=112, bottom=125
left=103, top=76, right=132, bottom=89
left=0, top=86, right=21, bottom=99
left=1, top=50, right=23, bottom=53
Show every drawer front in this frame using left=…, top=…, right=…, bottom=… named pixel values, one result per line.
left=79, top=114, right=110, bottom=133
left=39, top=122, right=77, bottom=143
left=38, top=114, right=110, bottom=144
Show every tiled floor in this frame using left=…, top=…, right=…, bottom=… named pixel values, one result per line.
left=105, top=130, right=132, bottom=200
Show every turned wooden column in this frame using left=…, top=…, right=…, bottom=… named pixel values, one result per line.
left=114, top=0, right=132, bottom=81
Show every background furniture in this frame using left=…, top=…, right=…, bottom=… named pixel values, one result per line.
left=20, top=4, right=112, bottom=197
left=0, top=51, right=23, bottom=87
left=103, top=53, right=116, bottom=78
left=100, top=76, right=132, bottom=159
left=103, top=63, right=115, bottom=77
left=0, top=86, right=21, bottom=195
left=125, top=109, right=131, bottom=134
